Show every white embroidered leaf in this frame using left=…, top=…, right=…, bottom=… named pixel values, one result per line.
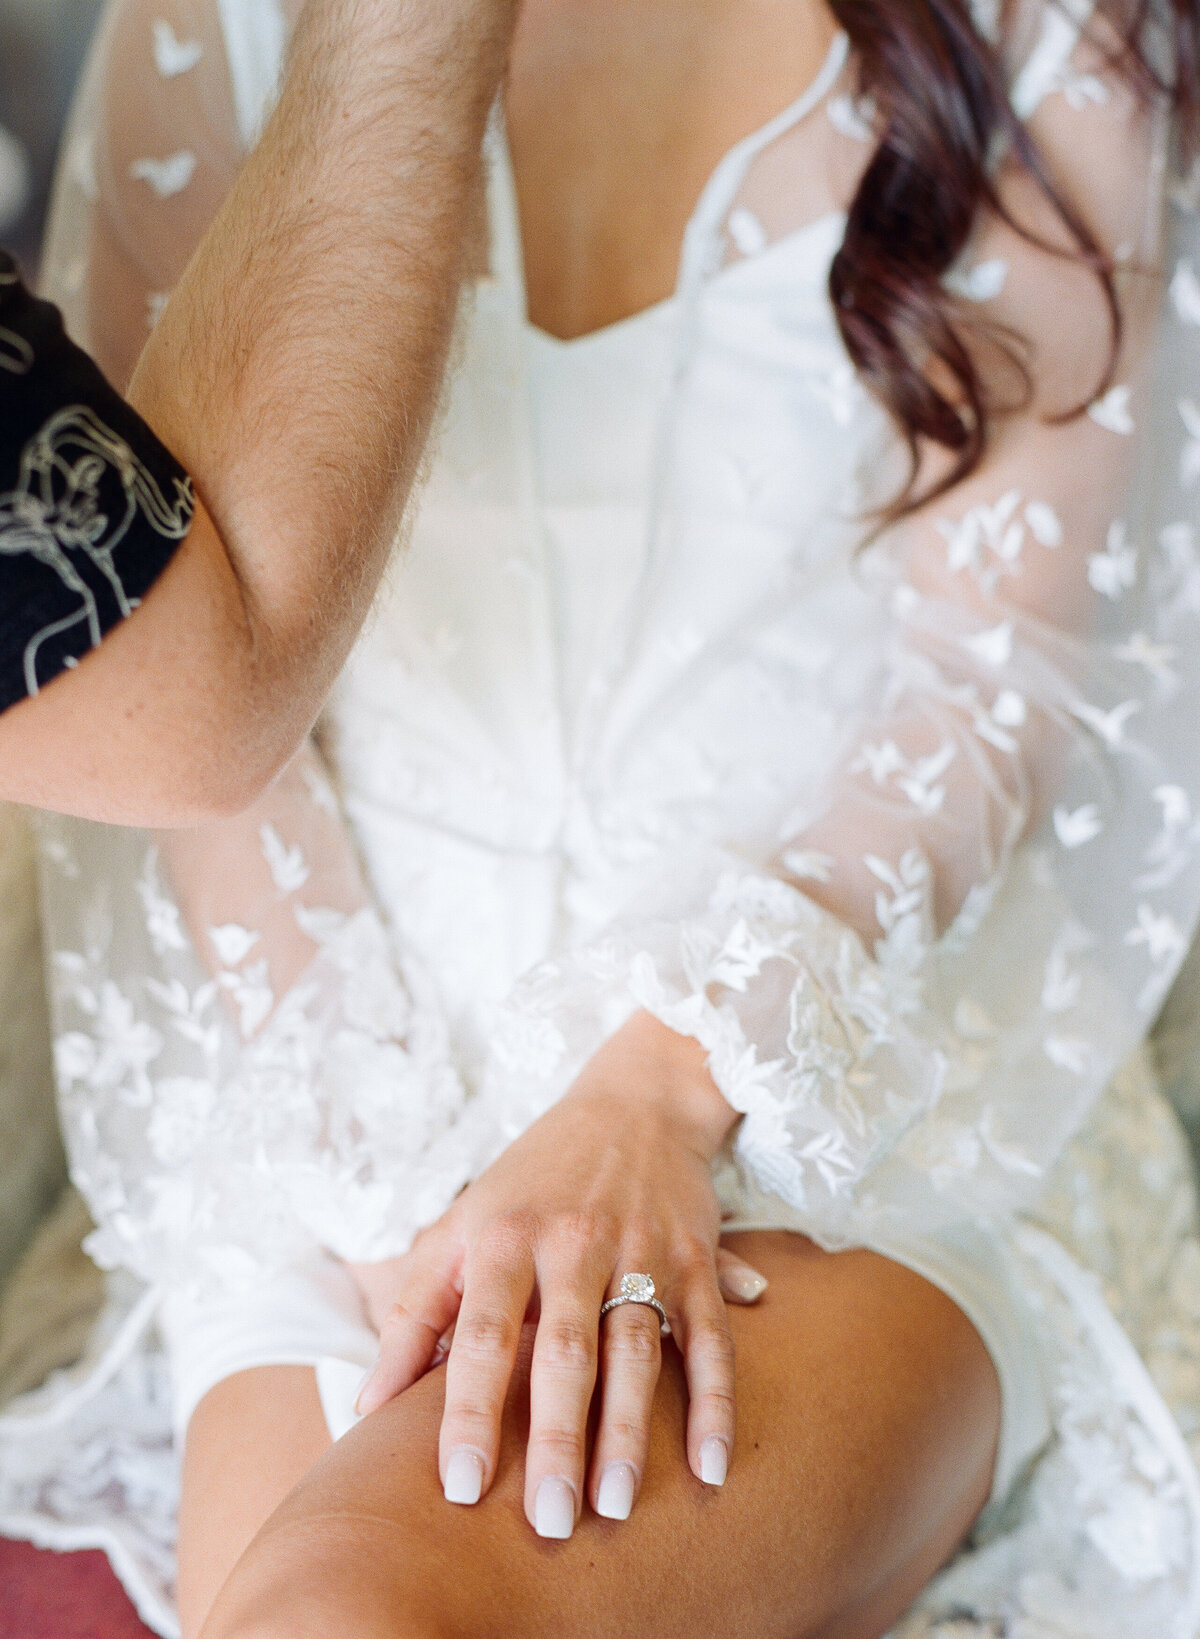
left=1088, top=385, right=1135, bottom=435
left=992, top=691, right=1027, bottom=729
left=259, top=824, right=310, bottom=893
left=54, top=1032, right=97, bottom=1083
left=1087, top=522, right=1137, bottom=599
left=978, top=1107, right=1043, bottom=1175
left=1057, top=69, right=1109, bottom=111
left=1171, top=259, right=1200, bottom=327
left=1070, top=698, right=1141, bottom=749
left=1113, top=632, right=1178, bottom=689
left=782, top=849, right=835, bottom=884
left=300, top=761, right=340, bottom=816
left=1053, top=804, right=1103, bottom=849
left=1125, top=903, right=1187, bottom=965
left=136, top=856, right=186, bottom=954
left=852, top=739, right=906, bottom=784
left=1153, top=784, right=1192, bottom=829
left=207, top=923, right=261, bottom=967
left=128, top=150, right=197, bottom=199
left=897, top=776, right=947, bottom=815
left=1024, top=501, right=1063, bottom=547
left=962, top=621, right=1014, bottom=667
left=945, top=257, right=1008, bottom=302
left=1180, top=400, right=1200, bottom=486
left=218, top=960, right=275, bottom=1037
left=1042, top=948, right=1082, bottom=1013
left=151, top=19, right=203, bottom=77
left=293, top=904, right=349, bottom=944
left=1044, top=1035, right=1092, bottom=1074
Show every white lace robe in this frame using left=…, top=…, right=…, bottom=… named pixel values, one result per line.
left=6, top=1, right=1200, bottom=1635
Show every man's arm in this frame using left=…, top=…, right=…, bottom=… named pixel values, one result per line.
left=0, top=0, right=515, bottom=824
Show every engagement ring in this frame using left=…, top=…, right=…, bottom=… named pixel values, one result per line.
left=600, top=1272, right=670, bottom=1335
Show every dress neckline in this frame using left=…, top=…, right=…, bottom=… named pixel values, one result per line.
left=514, top=30, right=851, bottom=349
left=524, top=210, right=848, bottom=353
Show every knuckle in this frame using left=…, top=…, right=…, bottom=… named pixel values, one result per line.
left=699, top=1387, right=738, bottom=1425
left=480, top=1211, right=535, bottom=1263
left=533, top=1425, right=587, bottom=1465
left=691, top=1320, right=736, bottom=1371
left=455, top=1308, right=520, bottom=1362
left=538, top=1317, right=597, bottom=1375
left=443, top=1400, right=499, bottom=1440
left=605, top=1322, right=660, bottom=1368
left=380, top=1299, right=425, bottom=1336
left=603, top=1414, right=651, bottom=1449
left=674, top=1233, right=716, bottom=1276
left=550, top=1209, right=613, bottom=1261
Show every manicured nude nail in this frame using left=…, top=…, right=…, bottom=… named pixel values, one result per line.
left=721, top=1265, right=769, bottom=1303
left=700, top=1437, right=728, bottom=1487
left=534, top=1476, right=576, bottom=1539
left=596, top=1462, right=636, bottom=1521
left=354, top=1365, right=380, bottom=1416
left=443, top=1449, right=485, bottom=1506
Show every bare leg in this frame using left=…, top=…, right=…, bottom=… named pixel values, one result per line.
left=177, top=1364, right=331, bottom=1635
left=187, top=1233, right=1001, bottom=1639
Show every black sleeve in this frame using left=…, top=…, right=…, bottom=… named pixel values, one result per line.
left=0, top=248, right=194, bottom=713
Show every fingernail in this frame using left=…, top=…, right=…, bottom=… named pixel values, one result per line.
left=596, top=1461, right=636, bottom=1521
left=534, top=1476, right=576, bottom=1539
left=700, top=1437, right=728, bottom=1487
left=354, top=1364, right=379, bottom=1416
left=443, top=1448, right=485, bottom=1506
left=721, top=1266, right=769, bottom=1303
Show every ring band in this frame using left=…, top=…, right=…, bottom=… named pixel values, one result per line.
left=600, top=1272, right=671, bottom=1336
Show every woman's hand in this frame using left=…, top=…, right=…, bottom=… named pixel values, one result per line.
left=352, top=1011, right=764, bottom=1537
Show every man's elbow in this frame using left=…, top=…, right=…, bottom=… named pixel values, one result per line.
left=143, top=723, right=297, bottom=826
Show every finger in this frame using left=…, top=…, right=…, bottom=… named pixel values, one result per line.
left=715, top=1247, right=769, bottom=1305
left=588, top=1298, right=663, bottom=1521
left=355, top=1250, right=462, bottom=1417
left=439, top=1230, right=535, bottom=1508
left=678, top=1274, right=737, bottom=1488
left=524, top=1246, right=609, bottom=1539
left=430, top=1324, right=455, bottom=1370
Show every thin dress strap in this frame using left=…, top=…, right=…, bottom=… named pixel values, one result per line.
left=214, top=0, right=286, bottom=149
left=677, top=29, right=851, bottom=295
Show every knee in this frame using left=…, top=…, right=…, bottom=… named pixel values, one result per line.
left=198, top=1522, right=450, bottom=1639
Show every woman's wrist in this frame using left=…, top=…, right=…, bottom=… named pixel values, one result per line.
left=571, top=1010, right=739, bottom=1161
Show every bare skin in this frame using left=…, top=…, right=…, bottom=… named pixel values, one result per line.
left=174, top=4, right=1003, bottom=1634
left=506, top=0, right=839, bottom=340
left=189, top=1235, right=1000, bottom=1639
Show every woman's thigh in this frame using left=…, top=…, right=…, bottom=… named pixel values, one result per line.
left=189, top=1232, right=1002, bottom=1639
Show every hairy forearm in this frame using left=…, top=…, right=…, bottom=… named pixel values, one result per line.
left=126, top=0, right=517, bottom=766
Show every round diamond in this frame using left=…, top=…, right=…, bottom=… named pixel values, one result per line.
left=620, top=1273, right=655, bottom=1301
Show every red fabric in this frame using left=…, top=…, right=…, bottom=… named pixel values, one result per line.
left=0, top=1537, right=157, bottom=1638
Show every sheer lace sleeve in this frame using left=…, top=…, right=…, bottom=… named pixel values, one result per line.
left=39, top=0, right=281, bottom=386
left=40, top=746, right=478, bottom=1298
left=482, top=16, right=1200, bottom=1249
left=34, top=0, right=485, bottom=1298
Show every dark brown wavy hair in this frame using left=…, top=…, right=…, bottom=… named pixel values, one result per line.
left=825, top=0, right=1200, bottom=518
